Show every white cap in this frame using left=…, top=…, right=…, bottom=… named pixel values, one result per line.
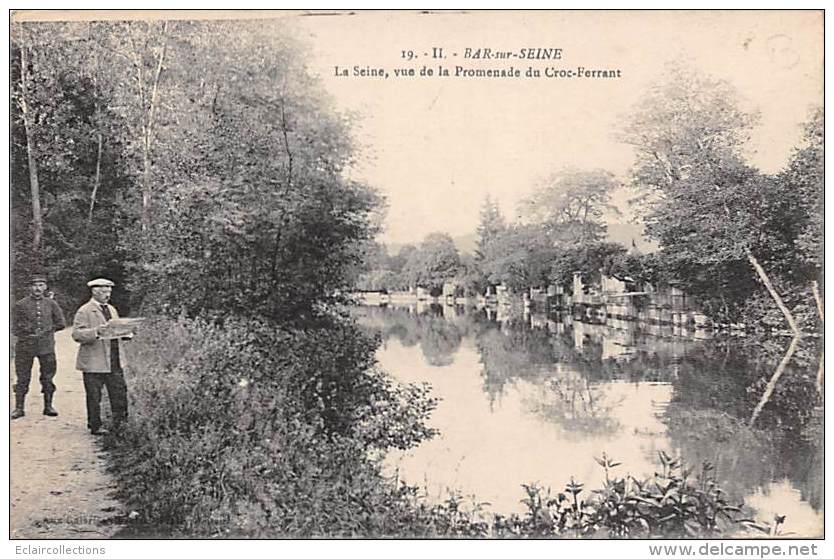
left=87, top=278, right=115, bottom=288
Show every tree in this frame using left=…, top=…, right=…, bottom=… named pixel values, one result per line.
left=549, top=241, right=628, bottom=290
left=14, top=30, right=44, bottom=257
left=402, top=233, right=461, bottom=290
left=519, top=168, right=620, bottom=245
left=475, top=194, right=506, bottom=260
left=781, top=107, right=823, bottom=272
left=390, top=244, right=416, bottom=274
left=345, top=239, right=389, bottom=286
left=93, top=20, right=171, bottom=231
left=122, top=20, right=382, bottom=322
left=355, top=269, right=399, bottom=292
left=621, top=65, right=757, bottom=200
left=480, top=224, right=556, bottom=292
left=10, top=22, right=135, bottom=308
left=621, top=64, right=805, bottom=333
left=455, top=252, right=487, bottom=296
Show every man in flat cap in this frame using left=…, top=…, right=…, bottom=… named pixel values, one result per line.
left=11, top=275, right=67, bottom=419
left=72, top=278, right=131, bottom=435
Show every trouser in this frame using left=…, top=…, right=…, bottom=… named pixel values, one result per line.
left=14, top=350, right=57, bottom=396
left=82, top=370, right=128, bottom=430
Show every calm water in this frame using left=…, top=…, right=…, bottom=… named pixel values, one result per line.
left=354, top=303, right=823, bottom=537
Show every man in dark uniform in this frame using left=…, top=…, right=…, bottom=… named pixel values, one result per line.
left=11, top=275, right=67, bottom=419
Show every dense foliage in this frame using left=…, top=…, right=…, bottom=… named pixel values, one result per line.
left=11, top=20, right=382, bottom=322
left=621, top=65, right=822, bottom=326
left=121, top=23, right=382, bottom=321
left=401, top=233, right=462, bottom=292
left=109, top=316, right=440, bottom=536
left=11, top=23, right=135, bottom=310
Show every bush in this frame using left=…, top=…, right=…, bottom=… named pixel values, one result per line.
left=491, top=452, right=777, bottom=538
left=109, top=315, right=438, bottom=537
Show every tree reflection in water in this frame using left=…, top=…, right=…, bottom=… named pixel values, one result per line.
left=527, top=376, right=624, bottom=439
left=352, top=304, right=823, bottom=525
left=356, top=304, right=468, bottom=367
left=662, top=335, right=822, bottom=514
left=355, top=305, right=819, bottom=433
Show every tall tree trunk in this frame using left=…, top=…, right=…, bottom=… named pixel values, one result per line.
left=88, top=40, right=103, bottom=227
left=137, top=22, right=168, bottom=231
left=141, top=135, right=152, bottom=229
left=746, top=252, right=801, bottom=337
left=18, top=44, right=43, bottom=257
left=716, top=186, right=800, bottom=335
left=88, top=133, right=103, bottom=223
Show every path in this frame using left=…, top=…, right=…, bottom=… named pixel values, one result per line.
left=10, top=329, right=125, bottom=539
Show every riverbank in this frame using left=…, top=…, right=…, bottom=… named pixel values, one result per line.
left=10, top=329, right=126, bottom=539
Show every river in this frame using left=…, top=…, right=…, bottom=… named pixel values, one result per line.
left=353, top=303, right=823, bottom=537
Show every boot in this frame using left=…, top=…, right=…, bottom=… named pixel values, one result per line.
left=43, top=393, right=58, bottom=417
left=10, top=393, right=25, bottom=420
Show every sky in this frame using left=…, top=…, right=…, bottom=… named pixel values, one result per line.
left=289, top=11, right=822, bottom=246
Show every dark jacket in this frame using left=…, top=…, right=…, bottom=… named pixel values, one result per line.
left=13, top=295, right=66, bottom=355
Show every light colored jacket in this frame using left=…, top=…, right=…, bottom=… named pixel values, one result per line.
left=72, top=299, right=130, bottom=373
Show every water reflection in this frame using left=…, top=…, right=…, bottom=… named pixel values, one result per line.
left=354, top=304, right=822, bottom=537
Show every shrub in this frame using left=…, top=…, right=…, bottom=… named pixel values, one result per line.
left=491, top=451, right=776, bottom=538
left=109, top=315, right=437, bottom=537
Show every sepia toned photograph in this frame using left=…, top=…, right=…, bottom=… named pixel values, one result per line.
left=8, top=9, right=824, bottom=542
